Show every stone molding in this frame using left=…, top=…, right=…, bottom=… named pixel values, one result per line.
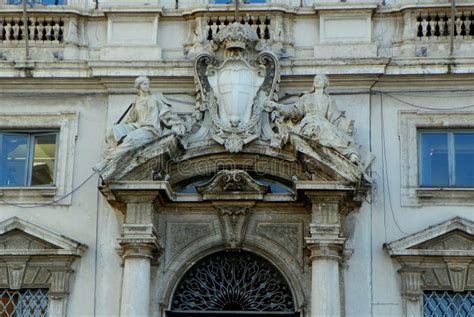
left=0, top=217, right=85, bottom=317
left=118, top=202, right=161, bottom=261
left=399, top=111, right=474, bottom=206
left=386, top=217, right=474, bottom=317
left=0, top=112, right=78, bottom=205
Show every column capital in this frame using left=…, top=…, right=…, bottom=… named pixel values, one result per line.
left=119, top=241, right=160, bottom=260
left=398, top=267, right=424, bottom=301
left=306, top=243, right=344, bottom=261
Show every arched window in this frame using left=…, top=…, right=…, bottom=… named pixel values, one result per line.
left=169, top=251, right=298, bottom=317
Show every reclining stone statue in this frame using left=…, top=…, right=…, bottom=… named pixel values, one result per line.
left=95, top=76, right=185, bottom=171
left=266, top=74, right=360, bottom=164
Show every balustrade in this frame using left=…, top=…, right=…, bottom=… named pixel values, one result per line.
left=0, top=16, right=64, bottom=44
left=185, top=12, right=293, bottom=57
left=206, top=15, right=271, bottom=41
left=416, top=11, right=474, bottom=41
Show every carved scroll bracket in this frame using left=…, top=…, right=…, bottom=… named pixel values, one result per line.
left=213, top=202, right=254, bottom=250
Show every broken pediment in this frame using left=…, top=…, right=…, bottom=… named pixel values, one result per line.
left=197, top=170, right=269, bottom=200
left=385, top=217, right=474, bottom=257
left=0, top=217, right=85, bottom=256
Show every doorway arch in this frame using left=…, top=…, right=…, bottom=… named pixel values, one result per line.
left=168, top=250, right=300, bottom=317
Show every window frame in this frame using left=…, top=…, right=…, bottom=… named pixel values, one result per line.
left=399, top=111, right=474, bottom=206
left=211, top=0, right=268, bottom=4
left=417, top=129, right=474, bottom=188
left=6, top=0, right=65, bottom=5
left=0, top=112, right=78, bottom=205
left=0, top=130, right=59, bottom=187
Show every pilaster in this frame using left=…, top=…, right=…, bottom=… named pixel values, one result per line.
left=398, top=267, right=423, bottom=317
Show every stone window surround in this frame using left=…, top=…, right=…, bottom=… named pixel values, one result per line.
left=385, top=217, right=474, bottom=317
left=0, top=112, right=78, bottom=205
left=399, top=111, right=474, bottom=206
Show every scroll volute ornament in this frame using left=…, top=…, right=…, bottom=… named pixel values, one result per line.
left=197, top=170, right=268, bottom=200
left=214, top=204, right=253, bottom=250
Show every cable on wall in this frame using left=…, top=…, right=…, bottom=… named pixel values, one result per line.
left=381, top=92, right=474, bottom=111
left=0, top=170, right=98, bottom=208
left=379, top=93, right=409, bottom=235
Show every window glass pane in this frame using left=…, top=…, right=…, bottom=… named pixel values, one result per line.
left=454, top=133, right=474, bottom=187
left=31, top=133, right=56, bottom=186
left=0, top=289, right=48, bottom=317
left=420, top=133, right=449, bottom=187
left=0, top=134, right=29, bottom=187
left=423, top=291, right=474, bottom=317
left=7, top=0, right=64, bottom=5
left=213, top=0, right=266, bottom=3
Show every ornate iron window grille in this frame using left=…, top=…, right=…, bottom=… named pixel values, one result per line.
left=0, top=288, right=48, bottom=317
left=423, top=291, right=474, bottom=317
left=171, top=251, right=295, bottom=313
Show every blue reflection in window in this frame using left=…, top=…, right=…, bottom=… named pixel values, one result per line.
left=423, top=291, right=474, bottom=317
left=213, top=0, right=266, bottom=4
left=454, top=133, right=474, bottom=186
left=0, top=134, right=29, bottom=186
left=8, top=0, right=64, bottom=5
left=419, top=133, right=449, bottom=187
left=419, top=131, right=474, bottom=187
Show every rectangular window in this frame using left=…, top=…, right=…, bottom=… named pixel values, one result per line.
left=7, top=0, right=65, bottom=5
left=0, top=288, right=48, bottom=317
left=418, top=130, right=474, bottom=187
left=0, top=131, right=58, bottom=187
left=423, top=291, right=474, bottom=317
left=213, top=0, right=266, bottom=4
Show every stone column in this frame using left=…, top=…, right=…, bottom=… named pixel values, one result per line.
left=118, top=202, right=160, bottom=317
left=305, top=193, right=347, bottom=317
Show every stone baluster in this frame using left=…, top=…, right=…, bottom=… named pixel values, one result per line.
left=118, top=200, right=160, bottom=317
left=455, top=15, right=463, bottom=38
left=37, top=19, right=45, bottom=42
left=4, top=20, right=12, bottom=42
left=29, top=18, right=36, bottom=41
left=45, top=18, right=53, bottom=41
left=52, top=19, right=61, bottom=42
left=305, top=192, right=348, bottom=317
left=12, top=18, right=20, bottom=41
left=421, top=15, right=429, bottom=38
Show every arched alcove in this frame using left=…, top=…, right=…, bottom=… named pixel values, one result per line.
left=168, top=250, right=300, bottom=317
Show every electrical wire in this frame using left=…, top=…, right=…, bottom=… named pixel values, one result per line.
left=0, top=170, right=98, bottom=208
left=382, top=92, right=474, bottom=111
left=379, top=93, right=409, bottom=235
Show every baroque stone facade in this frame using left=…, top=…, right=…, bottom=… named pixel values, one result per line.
left=0, top=0, right=473, bottom=316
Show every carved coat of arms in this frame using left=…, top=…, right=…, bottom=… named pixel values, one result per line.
left=190, top=22, right=279, bottom=152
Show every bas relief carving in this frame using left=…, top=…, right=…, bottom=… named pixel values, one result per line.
left=165, top=223, right=215, bottom=267
left=255, top=223, right=304, bottom=267
left=97, top=23, right=373, bottom=183
left=189, top=22, right=279, bottom=153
